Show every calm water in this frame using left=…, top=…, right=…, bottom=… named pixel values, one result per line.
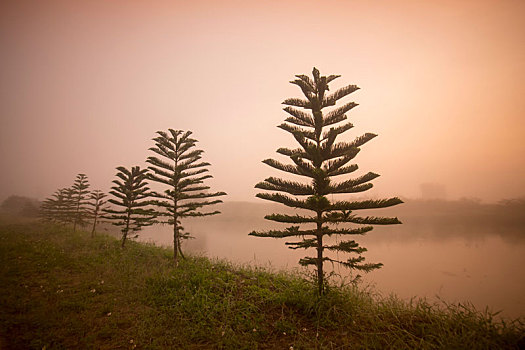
left=138, top=201, right=525, bottom=319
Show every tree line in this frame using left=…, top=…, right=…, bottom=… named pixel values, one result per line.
left=40, top=130, right=226, bottom=265
left=39, top=68, right=402, bottom=294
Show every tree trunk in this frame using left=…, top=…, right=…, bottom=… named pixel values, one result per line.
left=314, top=121, right=324, bottom=295
left=178, top=239, right=185, bottom=260
left=91, top=212, right=97, bottom=238
left=121, top=230, right=127, bottom=247
left=73, top=196, right=80, bottom=232
left=91, top=202, right=99, bottom=238
left=173, top=224, right=179, bottom=265
left=173, top=156, right=179, bottom=265
left=173, top=212, right=179, bottom=265
left=122, top=210, right=130, bottom=248
left=316, top=212, right=324, bottom=295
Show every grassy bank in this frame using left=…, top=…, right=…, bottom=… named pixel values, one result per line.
left=0, top=218, right=523, bottom=349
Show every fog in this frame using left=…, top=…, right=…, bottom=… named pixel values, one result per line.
left=0, top=0, right=525, bottom=326
left=1, top=0, right=525, bottom=203
left=1, top=0, right=524, bottom=320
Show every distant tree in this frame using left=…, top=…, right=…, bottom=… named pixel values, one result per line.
left=250, top=68, right=403, bottom=295
left=71, top=174, right=90, bottom=231
left=40, top=188, right=75, bottom=225
left=1, top=195, right=40, bottom=217
left=62, top=188, right=76, bottom=225
left=104, top=166, right=156, bottom=247
left=39, top=194, right=58, bottom=223
left=88, top=190, right=107, bottom=238
left=147, top=129, right=226, bottom=264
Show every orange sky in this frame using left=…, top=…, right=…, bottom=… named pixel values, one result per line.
left=1, top=0, right=524, bottom=203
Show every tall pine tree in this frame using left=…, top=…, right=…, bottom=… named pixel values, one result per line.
left=105, top=166, right=156, bottom=247
left=71, top=173, right=90, bottom=231
left=250, top=68, right=402, bottom=295
left=147, top=129, right=226, bottom=264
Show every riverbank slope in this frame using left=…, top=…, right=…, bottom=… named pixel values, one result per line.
left=0, top=217, right=523, bottom=349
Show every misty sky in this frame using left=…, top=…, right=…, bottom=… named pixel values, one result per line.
left=1, top=0, right=524, bottom=203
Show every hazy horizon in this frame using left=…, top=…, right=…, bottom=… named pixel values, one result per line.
left=1, top=0, right=524, bottom=204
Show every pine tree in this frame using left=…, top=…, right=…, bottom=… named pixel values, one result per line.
left=40, top=189, right=66, bottom=223
left=71, top=173, right=90, bottom=231
left=105, top=166, right=156, bottom=247
left=146, top=129, right=226, bottom=264
left=40, top=188, right=75, bottom=225
left=250, top=68, right=403, bottom=295
left=61, top=187, right=76, bottom=225
left=88, top=190, right=107, bottom=237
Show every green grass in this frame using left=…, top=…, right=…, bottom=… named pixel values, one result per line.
left=0, top=217, right=523, bottom=349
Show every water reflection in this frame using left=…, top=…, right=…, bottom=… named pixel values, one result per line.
left=139, top=200, right=525, bottom=319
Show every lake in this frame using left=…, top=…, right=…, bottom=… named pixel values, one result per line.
left=138, top=200, right=525, bottom=320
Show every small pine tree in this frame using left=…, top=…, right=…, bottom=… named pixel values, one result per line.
left=105, top=166, right=156, bottom=247
left=146, top=129, right=226, bottom=264
left=88, top=190, right=107, bottom=237
left=250, top=68, right=402, bottom=295
left=40, top=189, right=65, bottom=223
left=40, top=188, right=76, bottom=225
left=60, top=187, right=76, bottom=225
left=71, top=174, right=90, bottom=231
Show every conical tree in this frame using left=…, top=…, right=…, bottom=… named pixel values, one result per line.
left=40, top=188, right=67, bottom=223
left=61, top=187, right=76, bottom=225
left=88, top=190, right=107, bottom=237
left=250, top=68, right=403, bottom=295
left=104, top=166, right=156, bottom=247
left=40, top=187, right=76, bottom=225
left=147, top=129, right=226, bottom=264
left=71, top=173, right=90, bottom=231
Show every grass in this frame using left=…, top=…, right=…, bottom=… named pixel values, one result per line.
left=0, top=216, right=523, bottom=349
